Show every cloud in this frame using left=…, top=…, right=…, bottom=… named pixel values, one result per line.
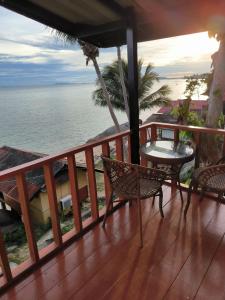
left=0, top=7, right=220, bottom=86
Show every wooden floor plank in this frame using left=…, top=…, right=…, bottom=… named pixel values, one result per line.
left=164, top=205, right=225, bottom=299
left=194, top=226, right=225, bottom=299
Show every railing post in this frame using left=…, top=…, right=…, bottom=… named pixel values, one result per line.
left=174, top=129, right=179, bottom=143
left=194, top=132, right=200, bottom=168
left=67, top=154, right=82, bottom=233
left=16, top=173, right=39, bottom=263
left=127, top=134, right=132, bottom=163
left=223, top=134, right=225, bottom=156
left=0, top=229, right=12, bottom=282
left=116, top=137, right=124, bottom=161
left=43, top=163, right=62, bottom=246
left=140, top=128, right=147, bottom=166
left=102, top=142, right=112, bottom=209
left=151, top=124, right=157, bottom=141
left=85, top=148, right=99, bottom=220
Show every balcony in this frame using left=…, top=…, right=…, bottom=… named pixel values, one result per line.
left=0, top=122, right=225, bottom=299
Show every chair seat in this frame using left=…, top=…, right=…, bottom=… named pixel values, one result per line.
left=192, top=168, right=225, bottom=192
left=206, top=174, right=225, bottom=192
left=114, top=172, right=161, bottom=199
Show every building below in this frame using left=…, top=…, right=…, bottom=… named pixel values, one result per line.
left=0, top=146, right=88, bottom=225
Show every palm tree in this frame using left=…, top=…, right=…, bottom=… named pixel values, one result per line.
left=79, top=41, right=120, bottom=132
left=116, top=46, right=130, bottom=123
left=93, top=59, right=171, bottom=113
left=52, top=30, right=121, bottom=132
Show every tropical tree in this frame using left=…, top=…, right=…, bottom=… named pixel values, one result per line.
left=206, top=32, right=225, bottom=128
left=116, top=46, right=130, bottom=123
left=204, top=30, right=225, bottom=162
left=93, top=59, right=171, bottom=114
left=79, top=41, right=120, bottom=132
left=52, top=31, right=121, bottom=132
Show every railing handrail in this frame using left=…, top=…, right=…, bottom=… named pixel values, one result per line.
left=1, top=122, right=225, bottom=180
left=140, top=122, right=225, bottom=135
left=0, top=129, right=130, bottom=180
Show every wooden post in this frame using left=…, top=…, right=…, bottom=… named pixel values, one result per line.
left=67, top=154, right=82, bottom=233
left=127, top=9, right=139, bottom=164
left=116, top=137, right=124, bottom=161
left=43, top=164, right=62, bottom=246
left=174, top=129, right=179, bottom=143
left=102, top=142, right=112, bottom=209
left=151, top=124, right=157, bottom=141
left=16, top=174, right=39, bottom=263
left=0, top=230, right=12, bottom=282
left=140, top=128, right=147, bottom=167
left=85, top=148, right=99, bottom=220
left=194, top=132, right=200, bottom=168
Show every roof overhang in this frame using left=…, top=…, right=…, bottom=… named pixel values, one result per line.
left=1, top=0, right=225, bottom=47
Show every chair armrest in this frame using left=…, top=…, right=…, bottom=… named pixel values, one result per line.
left=216, top=156, right=225, bottom=165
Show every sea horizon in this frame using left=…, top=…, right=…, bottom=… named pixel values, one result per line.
left=0, top=78, right=207, bottom=155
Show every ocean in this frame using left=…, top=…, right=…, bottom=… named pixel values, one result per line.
left=0, top=79, right=205, bottom=154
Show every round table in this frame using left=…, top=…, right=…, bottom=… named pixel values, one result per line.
left=140, top=140, right=195, bottom=202
left=140, top=140, right=195, bottom=165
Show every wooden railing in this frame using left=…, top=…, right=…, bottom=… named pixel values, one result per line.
left=0, top=122, right=225, bottom=292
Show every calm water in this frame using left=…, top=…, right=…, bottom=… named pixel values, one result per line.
left=0, top=79, right=204, bottom=154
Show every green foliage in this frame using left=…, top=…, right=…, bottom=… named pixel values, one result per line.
left=61, top=223, right=73, bottom=235
left=171, top=98, right=192, bottom=124
left=218, top=113, right=225, bottom=128
left=184, top=73, right=210, bottom=98
left=4, top=224, right=26, bottom=246
left=93, top=59, right=171, bottom=112
left=184, top=78, right=201, bottom=99
left=4, top=220, right=52, bottom=247
left=187, top=111, right=204, bottom=126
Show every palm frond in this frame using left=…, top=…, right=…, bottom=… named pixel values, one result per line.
left=139, top=85, right=171, bottom=110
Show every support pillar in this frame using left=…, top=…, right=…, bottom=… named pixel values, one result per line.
left=126, top=9, right=139, bottom=164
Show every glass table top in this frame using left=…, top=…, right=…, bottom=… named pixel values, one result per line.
left=140, top=140, right=195, bottom=163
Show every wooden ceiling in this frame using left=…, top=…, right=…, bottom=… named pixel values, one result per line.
left=1, top=0, right=225, bottom=47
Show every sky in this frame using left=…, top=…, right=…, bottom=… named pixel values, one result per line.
left=0, top=6, right=220, bottom=87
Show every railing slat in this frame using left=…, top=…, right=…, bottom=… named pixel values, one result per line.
left=85, top=148, right=99, bottom=220
left=194, top=132, right=200, bottom=168
left=0, top=230, right=12, bottom=282
left=102, top=142, right=112, bottom=208
left=16, top=174, right=39, bottom=263
left=116, top=137, right=123, bottom=161
left=127, top=135, right=131, bottom=163
left=43, top=164, right=62, bottom=246
left=67, top=154, right=82, bottom=233
left=140, top=128, right=147, bottom=166
left=151, top=124, right=157, bottom=141
left=174, top=129, right=179, bottom=142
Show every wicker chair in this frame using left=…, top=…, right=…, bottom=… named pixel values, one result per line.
left=184, top=156, right=225, bottom=216
left=101, top=156, right=166, bottom=247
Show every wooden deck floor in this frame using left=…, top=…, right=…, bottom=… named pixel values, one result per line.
left=2, top=186, right=225, bottom=300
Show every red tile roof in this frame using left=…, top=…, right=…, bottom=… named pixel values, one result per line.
left=0, top=146, right=66, bottom=212
left=158, top=99, right=208, bottom=114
